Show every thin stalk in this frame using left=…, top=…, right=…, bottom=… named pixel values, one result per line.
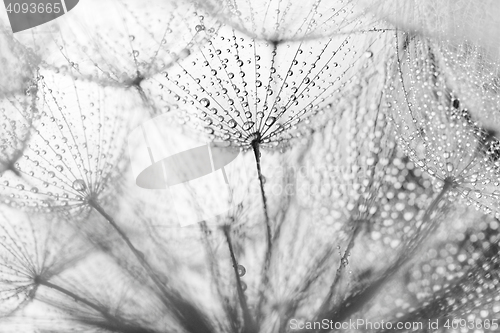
left=315, top=180, right=453, bottom=329
left=39, top=279, right=153, bottom=333
left=223, top=226, right=257, bottom=333
left=316, top=220, right=362, bottom=317
left=251, top=139, right=275, bottom=327
left=200, top=221, right=239, bottom=333
left=251, top=139, right=272, bottom=251
left=88, top=199, right=168, bottom=294
left=88, top=198, right=214, bottom=333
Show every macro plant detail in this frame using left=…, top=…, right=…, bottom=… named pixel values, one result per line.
left=386, top=31, right=500, bottom=217
left=6, top=0, right=218, bottom=87
left=1, top=1, right=500, bottom=333
left=144, top=24, right=390, bottom=149
left=194, top=0, right=380, bottom=42
left=0, top=68, right=139, bottom=212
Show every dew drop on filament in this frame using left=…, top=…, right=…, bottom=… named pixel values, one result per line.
left=237, top=264, right=246, bottom=277
left=265, top=117, right=277, bottom=126
left=72, top=179, right=87, bottom=192
left=200, top=98, right=210, bottom=108
left=243, top=121, right=255, bottom=131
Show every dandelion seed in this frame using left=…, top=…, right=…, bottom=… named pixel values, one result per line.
left=2, top=2, right=499, bottom=332
left=0, top=68, right=139, bottom=212
left=144, top=24, right=391, bottom=148
left=364, top=0, right=500, bottom=62
left=33, top=255, right=165, bottom=333
left=0, top=207, right=90, bottom=317
left=143, top=27, right=395, bottom=328
left=0, top=69, right=219, bottom=332
left=386, top=31, right=500, bottom=218
left=14, top=0, right=219, bottom=86
left=364, top=1, right=500, bottom=135
left=197, top=0, right=382, bottom=41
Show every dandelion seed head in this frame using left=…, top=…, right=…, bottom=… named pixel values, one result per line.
left=14, top=0, right=219, bottom=85
left=0, top=207, right=88, bottom=317
left=386, top=32, right=500, bottom=218
left=197, top=0, right=381, bottom=41
left=0, top=69, right=142, bottom=213
left=144, top=25, right=392, bottom=148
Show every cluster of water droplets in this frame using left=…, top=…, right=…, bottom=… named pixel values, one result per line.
left=144, top=23, right=391, bottom=148
left=385, top=213, right=500, bottom=327
left=0, top=29, right=40, bottom=96
left=0, top=87, right=35, bottom=176
left=2, top=0, right=500, bottom=331
left=289, top=95, right=446, bottom=321
left=0, top=68, right=140, bottom=212
left=385, top=31, right=500, bottom=218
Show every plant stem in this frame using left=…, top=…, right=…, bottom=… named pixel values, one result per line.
left=88, top=199, right=214, bottom=333
left=200, top=221, right=240, bottom=333
left=223, top=226, right=257, bottom=333
left=316, top=180, right=453, bottom=329
left=317, top=220, right=362, bottom=316
left=88, top=199, right=167, bottom=294
left=251, top=140, right=272, bottom=252
left=251, top=139, right=275, bottom=325
left=39, top=279, right=153, bottom=333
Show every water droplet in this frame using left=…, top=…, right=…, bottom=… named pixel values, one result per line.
left=265, top=117, right=276, bottom=126
left=227, top=120, right=237, bottom=128
left=243, top=121, right=255, bottom=130
left=195, top=25, right=205, bottom=32
left=237, top=264, right=246, bottom=277
left=72, top=179, right=87, bottom=192
left=200, top=98, right=210, bottom=108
